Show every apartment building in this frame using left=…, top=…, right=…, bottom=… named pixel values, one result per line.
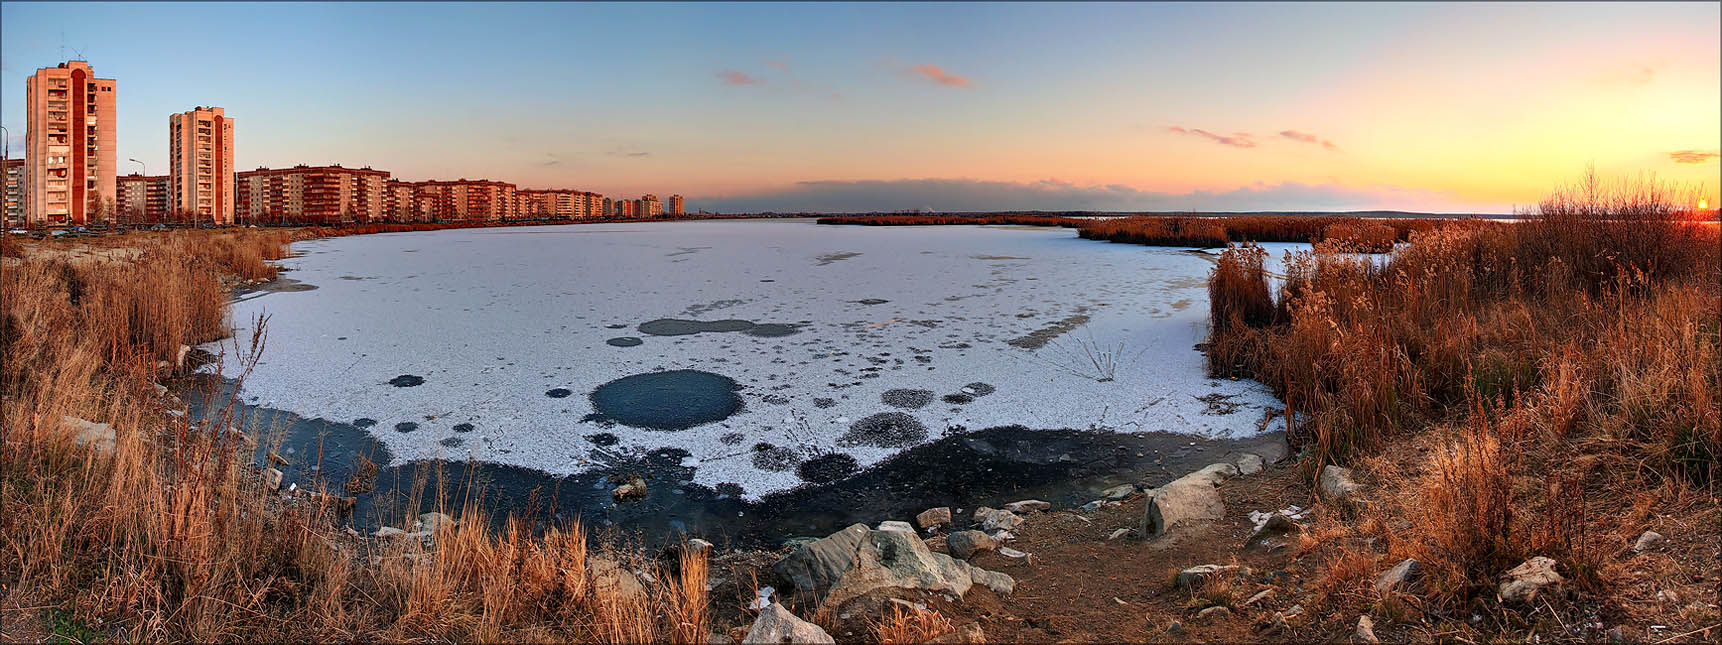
left=169, top=106, right=236, bottom=224
left=117, top=173, right=170, bottom=223
left=414, top=179, right=517, bottom=221
left=640, top=194, right=663, bottom=218
left=24, top=61, right=117, bottom=226
left=235, top=165, right=388, bottom=224
left=2, top=159, right=23, bottom=226
left=668, top=194, right=684, bottom=217
left=518, top=188, right=606, bottom=219
left=382, top=180, right=424, bottom=222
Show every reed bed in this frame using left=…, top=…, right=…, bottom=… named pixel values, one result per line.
left=1205, top=171, right=1720, bottom=611
left=0, top=229, right=706, bottom=641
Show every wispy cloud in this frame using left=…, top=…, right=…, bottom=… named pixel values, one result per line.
left=1669, top=150, right=1720, bottom=165
left=538, top=153, right=561, bottom=167
left=695, top=177, right=1484, bottom=213
left=717, top=70, right=762, bottom=86
left=1279, top=130, right=1340, bottom=151
left=1167, top=126, right=1256, bottom=149
left=1594, top=61, right=1663, bottom=88
left=908, top=64, right=972, bottom=88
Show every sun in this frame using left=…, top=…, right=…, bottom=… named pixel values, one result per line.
left=1700, top=199, right=1708, bottom=210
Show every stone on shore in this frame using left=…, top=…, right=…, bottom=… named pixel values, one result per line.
left=771, top=524, right=1014, bottom=612
left=265, top=467, right=284, bottom=491
left=1497, top=556, right=1564, bottom=604
left=1174, top=564, right=1241, bottom=590
left=1356, top=615, right=1379, bottom=643
left=418, top=512, right=456, bottom=533
left=973, top=507, right=1023, bottom=532
left=877, top=520, right=916, bottom=534
left=1632, top=531, right=1664, bottom=553
left=1319, top=465, right=1361, bottom=502
left=1143, top=468, right=1227, bottom=537
left=1003, top=500, right=1051, bottom=514
left=1197, top=606, right=1231, bottom=621
left=62, top=416, right=117, bottom=455
left=917, top=507, right=952, bottom=529
left=1234, top=452, right=1265, bottom=476
left=743, top=602, right=834, bottom=645
left=946, top=530, right=997, bottom=560
left=590, top=557, right=648, bottom=605
left=1374, top=558, right=1420, bottom=594
left=1101, top=484, right=1136, bottom=500
left=1245, top=513, right=1301, bottom=550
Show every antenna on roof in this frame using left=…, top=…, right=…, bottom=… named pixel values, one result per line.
left=71, top=44, right=88, bottom=61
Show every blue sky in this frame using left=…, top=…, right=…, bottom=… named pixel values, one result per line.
left=3, top=2, right=1717, bottom=212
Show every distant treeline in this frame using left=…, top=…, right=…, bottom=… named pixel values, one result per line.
left=816, top=213, right=1481, bottom=252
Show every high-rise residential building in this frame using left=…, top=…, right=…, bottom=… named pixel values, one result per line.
left=519, top=188, right=605, bottom=219
left=413, top=179, right=517, bottom=221
left=24, top=61, right=117, bottom=226
left=235, top=165, right=388, bottom=224
left=2, top=159, right=24, bottom=226
left=640, top=194, right=663, bottom=218
left=601, top=197, right=613, bottom=218
left=169, top=107, right=236, bottom=224
left=117, top=173, right=169, bottom=223
left=382, top=179, right=423, bottom=222
left=668, top=194, right=684, bottom=217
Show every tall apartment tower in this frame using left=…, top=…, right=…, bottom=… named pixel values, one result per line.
left=668, top=194, right=685, bottom=217
left=2, top=159, right=24, bottom=226
left=24, top=61, right=117, bottom=226
left=169, top=107, right=235, bottom=224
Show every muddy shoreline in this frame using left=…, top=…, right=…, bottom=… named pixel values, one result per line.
left=189, top=375, right=1286, bottom=549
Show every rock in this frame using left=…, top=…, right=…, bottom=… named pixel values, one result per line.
left=1193, top=462, right=1240, bottom=484
left=877, top=520, right=916, bottom=534
left=1079, top=500, right=1104, bottom=512
left=709, top=633, right=736, bottom=645
left=612, top=475, right=647, bottom=501
left=973, top=507, right=1023, bottom=532
left=265, top=467, right=284, bottom=491
left=175, top=344, right=192, bottom=369
left=1632, top=531, right=1664, bottom=553
left=1245, top=513, right=1301, bottom=550
left=1318, top=465, right=1361, bottom=502
left=996, top=547, right=1031, bottom=566
left=590, top=557, right=648, bottom=605
left=946, top=530, right=997, bottom=560
left=1175, top=564, right=1241, bottom=590
left=742, top=602, right=834, bottom=645
left=1101, top=484, right=1136, bottom=500
left=1497, top=556, right=1564, bottom=604
left=1234, top=452, right=1265, bottom=476
left=969, top=567, right=1016, bottom=595
left=1374, top=559, right=1420, bottom=594
left=917, top=507, right=952, bottom=529
left=1144, top=469, right=1226, bottom=537
left=1108, top=528, right=1131, bottom=541
left=1607, top=626, right=1626, bottom=642
left=267, top=450, right=290, bottom=466
left=62, top=416, right=117, bottom=455
left=1243, top=589, right=1274, bottom=606
left=1197, top=606, right=1232, bottom=621
left=1356, top=615, right=1379, bottom=643
left=932, top=622, right=986, bottom=644
left=771, top=524, right=1014, bottom=612
left=374, top=526, right=405, bottom=538
left=418, top=512, right=455, bottom=533
left=1165, top=620, right=1183, bottom=634
left=688, top=538, right=714, bottom=555
left=1003, top=499, right=1051, bottom=514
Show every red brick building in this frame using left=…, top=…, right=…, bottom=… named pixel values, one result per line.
left=116, top=173, right=169, bottom=223
left=236, top=165, right=388, bottom=224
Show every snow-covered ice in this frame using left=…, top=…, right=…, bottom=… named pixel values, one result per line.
left=210, top=219, right=1286, bottom=498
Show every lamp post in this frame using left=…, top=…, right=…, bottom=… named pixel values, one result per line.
left=1, top=125, right=11, bottom=228
left=127, top=158, right=145, bottom=226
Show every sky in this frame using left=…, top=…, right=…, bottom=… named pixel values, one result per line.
left=2, top=1, right=1717, bottom=213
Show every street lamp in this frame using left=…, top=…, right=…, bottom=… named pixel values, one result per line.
left=1, top=125, right=11, bottom=227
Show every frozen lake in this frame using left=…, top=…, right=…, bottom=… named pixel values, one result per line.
left=213, top=219, right=1286, bottom=500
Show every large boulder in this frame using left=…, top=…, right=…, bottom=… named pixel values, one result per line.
left=62, top=416, right=117, bottom=455
left=972, top=507, right=1023, bottom=532
left=916, top=507, right=952, bottom=530
left=772, top=524, right=1013, bottom=612
left=1003, top=500, right=1050, bottom=514
left=590, top=557, right=648, bottom=606
left=418, top=512, right=456, bottom=533
left=1374, top=559, right=1420, bottom=594
left=1143, top=468, right=1228, bottom=537
left=742, top=602, right=834, bottom=644
left=1497, top=556, right=1564, bottom=604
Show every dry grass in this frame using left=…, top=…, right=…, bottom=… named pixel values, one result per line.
left=869, top=603, right=954, bottom=644
left=0, top=229, right=707, bottom=641
left=1207, top=171, right=1720, bottom=629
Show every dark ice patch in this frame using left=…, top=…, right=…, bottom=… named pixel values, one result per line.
left=813, top=397, right=837, bottom=409
left=394, top=422, right=419, bottom=433
left=586, top=432, right=619, bottom=447
left=439, top=436, right=464, bottom=448
left=353, top=418, right=378, bottom=428
left=856, top=299, right=889, bottom=306
left=840, top=412, right=928, bottom=448
left=720, top=432, right=745, bottom=446
left=389, top=375, right=425, bottom=387
left=587, top=370, right=743, bottom=431
left=751, top=443, right=801, bottom=472
left=638, top=318, right=802, bottom=338
left=606, top=336, right=643, bottom=347
left=798, top=452, right=860, bottom=483
left=546, top=388, right=573, bottom=398
left=964, top=382, right=997, bottom=396
left=881, top=389, right=934, bottom=409
left=452, top=423, right=474, bottom=433
left=942, top=393, right=974, bottom=404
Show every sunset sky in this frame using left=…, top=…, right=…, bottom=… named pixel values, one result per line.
left=2, top=2, right=1717, bottom=213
